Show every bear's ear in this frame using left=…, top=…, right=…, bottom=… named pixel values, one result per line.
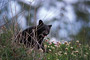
left=48, top=25, right=52, bottom=28
left=39, top=20, right=44, bottom=25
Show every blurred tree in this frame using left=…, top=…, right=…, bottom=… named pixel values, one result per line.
left=73, top=1, right=90, bottom=44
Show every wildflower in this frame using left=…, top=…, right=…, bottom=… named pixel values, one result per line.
left=76, top=40, right=79, bottom=43
left=70, top=47, right=73, bottom=50
left=57, top=41, right=61, bottom=45
left=59, top=42, right=61, bottom=45
left=74, top=51, right=79, bottom=53
left=51, top=46, right=55, bottom=49
left=65, top=48, right=68, bottom=51
left=39, top=48, right=43, bottom=52
left=48, top=46, right=50, bottom=48
left=64, top=52, right=67, bottom=55
left=55, top=44, right=60, bottom=48
left=66, top=43, right=69, bottom=46
left=44, top=45, right=47, bottom=48
left=45, top=40, right=48, bottom=42
left=49, top=42, right=52, bottom=45
left=58, top=51, right=62, bottom=54
left=58, top=51, right=62, bottom=56
left=64, top=41, right=68, bottom=44
left=55, top=44, right=58, bottom=47
left=49, top=49, right=51, bottom=52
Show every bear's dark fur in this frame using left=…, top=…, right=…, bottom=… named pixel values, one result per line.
left=16, top=20, right=52, bottom=51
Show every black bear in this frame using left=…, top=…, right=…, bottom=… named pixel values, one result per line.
left=16, top=20, right=52, bottom=51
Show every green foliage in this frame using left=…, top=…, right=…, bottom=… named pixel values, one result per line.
left=0, top=28, right=90, bottom=60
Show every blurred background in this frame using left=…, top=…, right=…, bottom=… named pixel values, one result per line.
left=0, top=0, right=90, bottom=44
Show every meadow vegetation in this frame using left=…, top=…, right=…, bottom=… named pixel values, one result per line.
left=0, top=26, right=90, bottom=60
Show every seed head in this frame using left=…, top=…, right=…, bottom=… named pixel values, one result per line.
left=76, top=40, right=79, bottom=43
left=64, top=41, right=68, bottom=44
left=49, top=49, right=52, bottom=52
left=75, top=51, right=79, bottom=53
left=44, top=45, right=47, bottom=48
left=70, top=47, right=73, bottom=50
left=39, top=48, right=43, bottom=52
left=65, top=48, right=68, bottom=51
left=64, top=52, right=67, bottom=55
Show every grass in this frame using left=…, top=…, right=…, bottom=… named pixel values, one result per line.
left=0, top=26, right=90, bottom=60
